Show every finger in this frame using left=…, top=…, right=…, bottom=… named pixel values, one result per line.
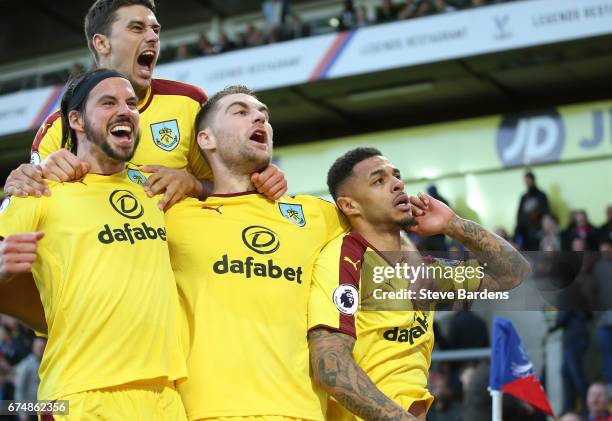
left=409, top=195, right=427, bottom=212
left=54, top=157, right=79, bottom=180
left=20, top=164, right=45, bottom=183
left=147, top=176, right=171, bottom=196
left=140, top=165, right=162, bottom=173
left=159, top=189, right=183, bottom=211
left=4, top=232, right=44, bottom=244
left=5, top=252, right=38, bottom=264
left=43, top=159, right=73, bottom=182
left=3, top=241, right=38, bottom=254
left=257, top=173, right=284, bottom=194
left=3, top=262, right=35, bottom=274
left=250, top=173, right=262, bottom=189
left=18, top=176, right=49, bottom=197
left=60, top=153, right=87, bottom=179
left=265, top=182, right=287, bottom=200
left=417, top=192, right=430, bottom=207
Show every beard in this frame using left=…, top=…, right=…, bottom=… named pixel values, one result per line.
left=84, top=117, right=140, bottom=163
left=398, top=214, right=416, bottom=230
left=217, top=135, right=272, bottom=174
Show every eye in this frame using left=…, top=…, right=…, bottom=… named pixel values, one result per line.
left=234, top=110, right=247, bottom=115
left=394, top=174, right=402, bottom=180
left=373, top=178, right=383, bottom=185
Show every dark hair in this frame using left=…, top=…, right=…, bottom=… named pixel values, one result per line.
left=525, top=171, right=535, bottom=182
left=60, top=68, right=128, bottom=153
left=194, top=85, right=257, bottom=132
left=327, top=147, right=382, bottom=201
left=85, top=0, right=157, bottom=64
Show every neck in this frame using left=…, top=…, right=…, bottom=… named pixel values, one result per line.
left=133, top=84, right=148, bottom=102
left=352, top=219, right=401, bottom=251
left=77, top=140, right=126, bottom=175
left=210, top=164, right=255, bottom=195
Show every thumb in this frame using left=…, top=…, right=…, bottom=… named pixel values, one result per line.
left=250, top=172, right=261, bottom=186
left=81, top=162, right=91, bottom=173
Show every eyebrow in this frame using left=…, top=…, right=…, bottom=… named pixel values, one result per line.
left=226, top=101, right=269, bottom=116
left=127, top=19, right=161, bottom=31
left=368, top=167, right=401, bottom=178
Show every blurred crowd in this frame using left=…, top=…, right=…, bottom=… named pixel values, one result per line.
left=48, top=0, right=514, bottom=87
left=0, top=315, right=44, bottom=421
left=158, top=0, right=513, bottom=63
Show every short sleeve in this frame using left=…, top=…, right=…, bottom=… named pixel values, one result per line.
left=308, top=234, right=362, bottom=338
left=0, top=196, right=45, bottom=238
left=317, top=199, right=350, bottom=245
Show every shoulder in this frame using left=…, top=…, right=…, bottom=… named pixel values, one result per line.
left=32, top=110, right=62, bottom=150
left=151, top=79, right=207, bottom=104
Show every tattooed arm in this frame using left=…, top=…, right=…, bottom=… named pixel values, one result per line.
left=408, top=192, right=530, bottom=291
left=444, top=216, right=530, bottom=290
left=308, top=328, right=418, bottom=421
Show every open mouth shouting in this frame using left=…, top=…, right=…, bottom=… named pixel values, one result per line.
left=248, top=128, right=269, bottom=149
left=136, top=49, right=157, bottom=79
left=109, top=120, right=135, bottom=146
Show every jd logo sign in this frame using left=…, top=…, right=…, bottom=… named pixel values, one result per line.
left=496, top=110, right=565, bottom=167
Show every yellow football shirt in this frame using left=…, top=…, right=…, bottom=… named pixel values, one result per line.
left=0, top=169, right=186, bottom=400
left=165, top=193, right=348, bottom=421
left=31, top=78, right=212, bottom=180
left=308, top=231, right=482, bottom=420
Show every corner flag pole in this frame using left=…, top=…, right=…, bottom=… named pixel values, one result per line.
left=490, top=388, right=503, bottom=421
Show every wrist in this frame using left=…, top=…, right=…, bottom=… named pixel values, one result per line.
left=442, top=215, right=462, bottom=237
left=190, top=178, right=204, bottom=199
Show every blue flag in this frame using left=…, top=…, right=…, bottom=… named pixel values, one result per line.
left=489, top=317, right=554, bottom=416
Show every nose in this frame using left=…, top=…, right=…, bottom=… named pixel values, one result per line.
left=145, top=27, right=159, bottom=44
left=391, top=176, right=404, bottom=193
left=251, top=108, right=266, bottom=124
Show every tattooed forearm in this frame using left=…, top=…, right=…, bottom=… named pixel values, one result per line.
left=308, top=329, right=418, bottom=421
left=445, top=216, right=530, bottom=290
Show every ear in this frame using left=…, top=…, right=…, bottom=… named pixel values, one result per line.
left=92, top=33, right=110, bottom=57
left=68, top=110, right=85, bottom=133
left=337, top=196, right=360, bottom=217
left=197, top=128, right=216, bottom=153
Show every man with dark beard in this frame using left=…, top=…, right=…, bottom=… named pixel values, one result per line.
left=307, top=148, right=530, bottom=421
left=0, top=69, right=187, bottom=419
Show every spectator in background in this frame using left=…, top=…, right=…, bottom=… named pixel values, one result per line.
left=0, top=364, right=15, bottom=404
left=434, top=0, right=457, bottom=13
left=398, top=0, right=419, bottom=19
left=560, top=413, right=585, bottom=421
left=515, top=171, right=549, bottom=251
left=338, top=0, right=357, bottom=31
left=415, top=0, right=435, bottom=17
left=283, top=14, right=310, bottom=40
left=14, top=338, right=44, bottom=421
left=175, top=44, right=191, bottom=61
left=216, top=30, right=237, bottom=53
left=243, top=24, right=265, bottom=48
left=262, top=0, right=288, bottom=30
left=586, top=383, right=611, bottom=421
left=376, top=0, right=397, bottom=23
left=562, top=210, right=598, bottom=251
left=196, top=32, right=215, bottom=56
left=428, top=371, right=461, bottom=421
left=598, top=205, right=612, bottom=244
left=592, top=239, right=612, bottom=391
left=540, top=213, right=561, bottom=251
left=355, top=5, right=370, bottom=27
